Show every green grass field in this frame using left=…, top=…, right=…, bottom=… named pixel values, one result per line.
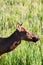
left=0, top=0, right=43, bottom=65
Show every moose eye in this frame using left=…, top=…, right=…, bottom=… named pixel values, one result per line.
left=24, top=32, right=27, bottom=34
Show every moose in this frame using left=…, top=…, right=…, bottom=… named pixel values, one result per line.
left=0, top=23, right=40, bottom=56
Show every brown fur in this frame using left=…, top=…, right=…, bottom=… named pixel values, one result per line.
left=0, top=24, right=39, bottom=55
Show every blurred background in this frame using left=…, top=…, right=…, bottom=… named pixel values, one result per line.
left=0, top=0, right=43, bottom=65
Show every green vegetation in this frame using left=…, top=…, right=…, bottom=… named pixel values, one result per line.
left=0, top=0, right=43, bottom=65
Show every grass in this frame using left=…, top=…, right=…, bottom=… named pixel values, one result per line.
left=0, top=0, right=43, bottom=65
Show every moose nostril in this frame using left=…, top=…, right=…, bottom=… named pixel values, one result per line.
left=32, top=37, right=40, bottom=42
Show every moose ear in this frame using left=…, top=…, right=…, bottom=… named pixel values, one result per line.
left=16, top=23, right=23, bottom=31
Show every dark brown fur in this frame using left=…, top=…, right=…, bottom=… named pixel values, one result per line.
left=0, top=24, right=39, bottom=55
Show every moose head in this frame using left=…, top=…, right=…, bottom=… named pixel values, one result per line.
left=16, top=23, right=40, bottom=42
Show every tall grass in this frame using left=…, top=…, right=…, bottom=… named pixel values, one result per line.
left=0, top=0, right=43, bottom=65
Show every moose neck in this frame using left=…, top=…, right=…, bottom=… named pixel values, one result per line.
left=7, top=29, right=21, bottom=49
left=9, top=30, right=21, bottom=43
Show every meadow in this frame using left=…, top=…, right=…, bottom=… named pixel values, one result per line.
left=0, top=0, right=43, bottom=65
